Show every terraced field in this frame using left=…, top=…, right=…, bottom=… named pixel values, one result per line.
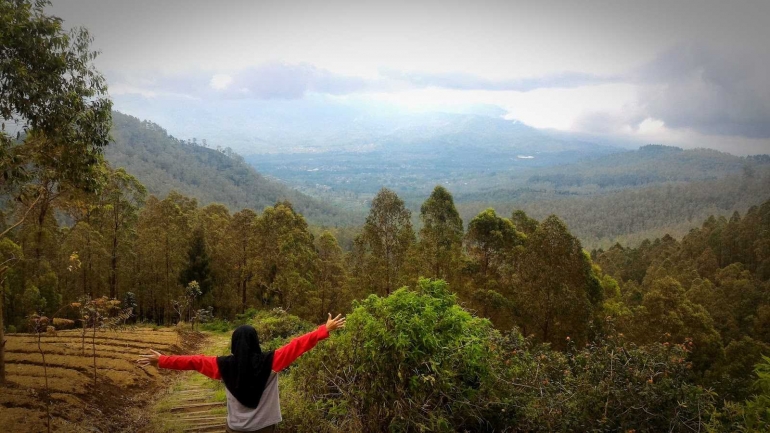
left=1, top=327, right=203, bottom=432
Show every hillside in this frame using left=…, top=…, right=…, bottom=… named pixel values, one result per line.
left=448, top=146, right=770, bottom=249
left=106, top=112, right=360, bottom=225
left=455, top=169, right=770, bottom=250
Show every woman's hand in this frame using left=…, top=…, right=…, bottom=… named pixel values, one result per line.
left=136, top=349, right=162, bottom=367
left=326, top=313, right=346, bottom=332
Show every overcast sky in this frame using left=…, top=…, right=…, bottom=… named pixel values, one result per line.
left=50, top=0, right=770, bottom=154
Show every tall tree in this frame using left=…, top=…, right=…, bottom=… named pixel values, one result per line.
left=179, top=228, right=213, bottom=299
left=351, top=188, right=415, bottom=296
left=416, top=186, right=464, bottom=283
left=464, top=208, right=524, bottom=323
left=0, top=0, right=111, bottom=385
left=516, top=216, right=603, bottom=347
left=100, top=168, right=146, bottom=299
left=198, top=204, right=235, bottom=316
left=0, top=0, right=111, bottom=239
left=315, top=231, right=347, bottom=322
left=229, top=209, right=257, bottom=314
left=251, top=201, right=317, bottom=317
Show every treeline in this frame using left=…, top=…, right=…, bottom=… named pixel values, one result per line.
left=455, top=167, right=770, bottom=250
left=526, top=144, right=765, bottom=189
left=1, top=180, right=602, bottom=345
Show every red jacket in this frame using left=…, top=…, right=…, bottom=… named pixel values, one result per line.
left=158, top=324, right=330, bottom=378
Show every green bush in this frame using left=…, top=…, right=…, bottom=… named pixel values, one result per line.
left=7, top=325, right=17, bottom=333
left=200, top=318, right=234, bottom=333
left=485, top=326, right=718, bottom=432
left=253, top=308, right=314, bottom=344
left=283, top=278, right=495, bottom=432
left=200, top=308, right=313, bottom=345
left=235, top=307, right=260, bottom=325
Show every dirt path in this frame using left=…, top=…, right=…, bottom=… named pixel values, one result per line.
left=150, top=332, right=230, bottom=433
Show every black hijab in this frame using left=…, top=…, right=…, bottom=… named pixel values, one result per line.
left=216, top=325, right=275, bottom=409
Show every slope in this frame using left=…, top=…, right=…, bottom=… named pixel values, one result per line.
left=105, top=112, right=359, bottom=225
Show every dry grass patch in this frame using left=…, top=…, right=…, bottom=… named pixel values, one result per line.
left=0, top=327, right=206, bottom=432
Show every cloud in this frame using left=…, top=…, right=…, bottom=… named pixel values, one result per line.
left=210, top=74, right=233, bottom=90
left=380, top=69, right=618, bottom=91
left=631, top=44, right=770, bottom=139
left=109, top=63, right=380, bottom=100
left=108, top=44, right=770, bottom=142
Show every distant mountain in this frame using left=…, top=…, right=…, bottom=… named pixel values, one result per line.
left=112, top=94, right=619, bottom=159
left=105, top=111, right=359, bottom=225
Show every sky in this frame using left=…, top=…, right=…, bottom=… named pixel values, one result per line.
left=49, top=0, right=770, bottom=155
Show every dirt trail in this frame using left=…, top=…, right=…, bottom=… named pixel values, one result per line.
left=151, top=332, right=230, bottom=433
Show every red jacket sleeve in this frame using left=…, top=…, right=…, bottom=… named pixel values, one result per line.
left=271, top=324, right=330, bottom=372
left=158, top=355, right=221, bottom=380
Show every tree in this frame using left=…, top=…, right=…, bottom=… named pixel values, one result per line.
left=463, top=208, right=524, bottom=323
left=0, top=239, right=23, bottom=385
left=516, top=215, right=602, bottom=347
left=100, top=168, right=146, bottom=299
left=134, top=193, right=195, bottom=324
left=196, top=204, right=235, bottom=316
left=251, top=202, right=317, bottom=318
left=511, top=209, right=539, bottom=236
left=229, top=209, right=257, bottom=314
left=0, top=0, right=111, bottom=238
left=172, top=281, right=201, bottom=325
left=351, top=188, right=415, bottom=296
left=1, top=0, right=111, bottom=382
left=179, top=228, right=213, bottom=299
left=315, top=231, right=347, bottom=322
left=630, top=277, right=722, bottom=374
left=416, top=186, right=464, bottom=283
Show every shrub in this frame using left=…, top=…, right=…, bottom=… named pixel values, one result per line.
left=283, top=278, right=495, bottom=432
left=487, top=326, right=718, bottom=432
left=200, top=318, right=233, bottom=333
left=253, top=308, right=313, bottom=346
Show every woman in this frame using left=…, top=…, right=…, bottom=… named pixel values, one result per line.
left=137, top=313, right=346, bottom=433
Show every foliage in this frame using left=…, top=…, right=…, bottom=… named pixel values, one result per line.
left=416, top=186, right=464, bottom=284
left=0, top=0, right=111, bottom=194
left=285, top=279, right=495, bottom=432
left=179, top=229, right=212, bottom=297
left=350, top=188, right=416, bottom=297
left=514, top=215, right=603, bottom=348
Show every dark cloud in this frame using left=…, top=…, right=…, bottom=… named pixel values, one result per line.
left=380, top=69, right=617, bottom=91
left=632, top=45, right=770, bottom=139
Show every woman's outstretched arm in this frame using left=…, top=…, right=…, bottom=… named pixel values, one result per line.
left=137, top=350, right=221, bottom=379
left=271, top=313, right=345, bottom=372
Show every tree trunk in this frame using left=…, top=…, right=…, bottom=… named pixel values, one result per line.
left=110, top=216, right=118, bottom=299
left=0, top=282, right=6, bottom=386
left=241, top=277, right=247, bottom=314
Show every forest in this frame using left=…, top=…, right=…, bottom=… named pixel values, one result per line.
left=3, top=1, right=770, bottom=431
